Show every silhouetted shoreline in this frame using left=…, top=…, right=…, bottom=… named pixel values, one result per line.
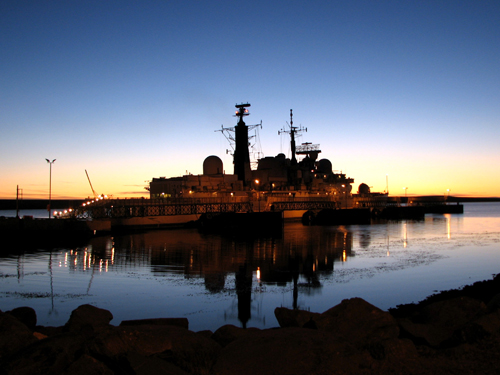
left=1, top=273, right=500, bottom=374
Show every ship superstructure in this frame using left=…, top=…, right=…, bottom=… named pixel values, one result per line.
left=148, top=103, right=368, bottom=213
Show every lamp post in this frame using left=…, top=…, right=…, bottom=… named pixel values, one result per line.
left=403, top=187, right=408, bottom=206
left=342, top=184, right=347, bottom=209
left=254, top=179, right=260, bottom=212
left=46, top=159, right=56, bottom=218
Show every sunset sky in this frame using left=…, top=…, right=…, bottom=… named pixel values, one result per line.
left=1, top=1, right=499, bottom=199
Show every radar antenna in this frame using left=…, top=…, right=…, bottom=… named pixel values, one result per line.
left=215, top=103, right=263, bottom=182
left=216, top=104, right=262, bottom=155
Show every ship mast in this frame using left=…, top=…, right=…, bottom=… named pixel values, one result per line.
left=216, top=103, right=262, bottom=185
left=279, top=109, right=307, bottom=165
left=233, top=103, right=252, bottom=184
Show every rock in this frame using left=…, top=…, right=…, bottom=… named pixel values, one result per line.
left=487, top=293, right=500, bottom=311
left=33, top=331, right=48, bottom=340
left=0, top=311, right=38, bottom=360
left=399, top=296, right=487, bottom=347
left=196, top=330, right=214, bottom=340
left=6, top=306, right=37, bottom=331
left=414, top=296, right=487, bottom=326
left=125, top=352, right=190, bottom=375
left=120, top=317, right=189, bottom=329
left=63, top=304, right=113, bottom=334
left=62, top=353, right=114, bottom=375
left=1, top=332, right=90, bottom=374
left=443, top=322, right=490, bottom=347
left=473, top=309, right=500, bottom=334
left=89, top=324, right=221, bottom=374
left=211, top=324, right=261, bottom=347
left=274, top=307, right=321, bottom=328
left=314, top=298, right=400, bottom=344
left=212, top=327, right=374, bottom=375
left=36, top=325, right=64, bottom=337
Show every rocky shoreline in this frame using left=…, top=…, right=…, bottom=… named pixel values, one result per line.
left=1, top=274, right=500, bottom=374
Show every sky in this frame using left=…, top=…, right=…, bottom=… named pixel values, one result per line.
left=1, top=0, right=499, bottom=199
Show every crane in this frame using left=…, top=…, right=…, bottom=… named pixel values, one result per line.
left=85, top=170, right=97, bottom=199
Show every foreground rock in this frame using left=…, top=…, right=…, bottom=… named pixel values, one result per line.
left=1, top=275, right=500, bottom=374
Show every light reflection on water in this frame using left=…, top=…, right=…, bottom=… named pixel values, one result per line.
left=0, top=203, right=499, bottom=332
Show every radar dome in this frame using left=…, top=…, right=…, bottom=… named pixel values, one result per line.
left=203, top=156, right=223, bottom=175
left=317, top=159, right=333, bottom=174
left=358, top=183, right=371, bottom=194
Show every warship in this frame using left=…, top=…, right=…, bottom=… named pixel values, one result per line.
left=148, top=103, right=387, bottom=218
left=69, top=103, right=462, bottom=231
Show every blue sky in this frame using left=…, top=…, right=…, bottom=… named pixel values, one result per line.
left=1, top=1, right=499, bottom=199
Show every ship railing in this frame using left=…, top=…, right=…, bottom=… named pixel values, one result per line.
left=270, top=200, right=340, bottom=211
left=75, top=200, right=254, bottom=219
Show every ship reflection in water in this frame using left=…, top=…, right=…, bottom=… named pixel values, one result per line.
left=86, top=223, right=353, bottom=329
left=2, top=205, right=500, bottom=332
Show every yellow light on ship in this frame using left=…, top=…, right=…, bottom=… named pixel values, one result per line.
left=256, top=267, right=261, bottom=280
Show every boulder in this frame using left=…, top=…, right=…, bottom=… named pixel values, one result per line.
left=1, top=332, right=90, bottom=374
left=473, top=309, right=500, bottom=334
left=213, top=327, right=375, bottom=375
left=314, top=298, right=400, bottom=344
left=398, top=296, right=487, bottom=347
left=487, top=293, right=500, bottom=311
left=63, top=304, right=113, bottom=334
left=0, top=311, right=38, bottom=360
left=125, top=352, right=190, bottom=375
left=62, top=353, right=114, bottom=375
left=120, top=317, right=189, bottom=329
left=274, top=307, right=321, bottom=328
left=6, top=306, right=37, bottom=331
left=35, top=325, right=64, bottom=337
left=89, top=324, right=221, bottom=374
left=211, top=324, right=261, bottom=347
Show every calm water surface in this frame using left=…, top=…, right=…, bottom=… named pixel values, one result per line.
left=1, top=202, right=499, bottom=332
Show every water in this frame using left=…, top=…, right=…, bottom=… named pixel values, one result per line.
left=0, top=209, right=52, bottom=219
left=1, top=203, right=499, bottom=332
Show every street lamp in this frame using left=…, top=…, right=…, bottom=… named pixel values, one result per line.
left=46, top=159, right=56, bottom=218
left=342, top=184, right=347, bottom=209
left=254, top=180, right=260, bottom=212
